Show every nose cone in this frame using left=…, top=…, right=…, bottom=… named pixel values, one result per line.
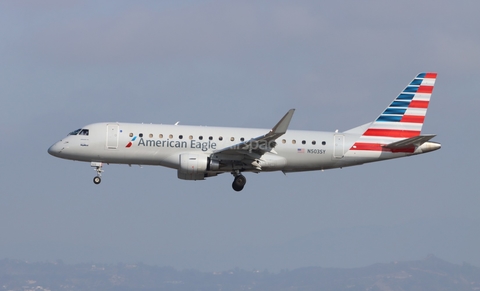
left=48, top=141, right=64, bottom=157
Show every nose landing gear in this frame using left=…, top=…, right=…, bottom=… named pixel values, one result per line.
left=91, top=162, right=103, bottom=185
left=93, top=176, right=101, bottom=184
left=232, top=171, right=247, bottom=192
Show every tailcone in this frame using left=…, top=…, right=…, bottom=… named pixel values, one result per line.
left=415, top=141, right=441, bottom=154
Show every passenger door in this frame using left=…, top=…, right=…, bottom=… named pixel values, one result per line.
left=106, top=124, right=119, bottom=149
left=333, top=134, right=344, bottom=159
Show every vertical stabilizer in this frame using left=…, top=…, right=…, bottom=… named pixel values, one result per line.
left=350, top=72, right=437, bottom=152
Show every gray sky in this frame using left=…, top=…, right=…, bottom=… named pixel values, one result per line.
left=1, top=0, right=479, bottom=271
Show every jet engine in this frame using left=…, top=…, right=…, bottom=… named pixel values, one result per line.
left=177, top=153, right=219, bottom=180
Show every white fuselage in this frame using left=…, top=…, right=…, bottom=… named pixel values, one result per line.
left=48, top=122, right=427, bottom=174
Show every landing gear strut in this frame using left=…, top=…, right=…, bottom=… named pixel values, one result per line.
left=91, top=162, right=103, bottom=185
left=232, top=171, right=247, bottom=192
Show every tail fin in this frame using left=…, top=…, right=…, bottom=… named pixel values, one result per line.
left=350, top=72, right=437, bottom=151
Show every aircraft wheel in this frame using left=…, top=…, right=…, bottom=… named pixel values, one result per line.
left=93, top=176, right=101, bottom=185
left=232, top=175, right=246, bottom=191
left=232, top=182, right=244, bottom=192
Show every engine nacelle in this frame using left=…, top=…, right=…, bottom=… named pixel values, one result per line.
left=177, top=154, right=219, bottom=180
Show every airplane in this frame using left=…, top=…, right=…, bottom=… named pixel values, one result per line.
left=48, top=72, right=441, bottom=191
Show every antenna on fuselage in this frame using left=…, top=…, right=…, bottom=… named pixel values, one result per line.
left=175, top=121, right=180, bottom=125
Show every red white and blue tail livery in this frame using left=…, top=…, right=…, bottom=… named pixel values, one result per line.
left=48, top=73, right=441, bottom=191
left=349, top=72, right=437, bottom=154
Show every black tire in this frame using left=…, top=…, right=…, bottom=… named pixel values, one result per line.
left=232, top=175, right=246, bottom=191
left=234, top=175, right=246, bottom=186
left=232, top=182, right=244, bottom=192
left=93, top=176, right=101, bottom=185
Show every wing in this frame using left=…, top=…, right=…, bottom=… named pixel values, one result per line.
left=211, top=109, right=295, bottom=170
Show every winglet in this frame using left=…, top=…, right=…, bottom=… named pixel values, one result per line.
left=212, top=109, right=295, bottom=156
left=271, top=109, right=295, bottom=135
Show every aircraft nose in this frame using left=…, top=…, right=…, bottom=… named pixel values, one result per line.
left=48, top=141, right=64, bottom=157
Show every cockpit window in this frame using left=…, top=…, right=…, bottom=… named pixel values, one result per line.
left=79, top=129, right=89, bottom=136
left=68, top=128, right=89, bottom=136
left=68, top=129, right=82, bottom=135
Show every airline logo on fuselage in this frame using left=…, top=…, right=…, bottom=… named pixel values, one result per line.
left=128, top=137, right=217, bottom=152
left=126, top=136, right=137, bottom=148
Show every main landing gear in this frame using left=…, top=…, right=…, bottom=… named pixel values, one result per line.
left=91, top=162, right=103, bottom=185
left=232, top=171, right=247, bottom=192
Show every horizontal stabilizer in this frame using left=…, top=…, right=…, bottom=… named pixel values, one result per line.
left=383, top=134, right=436, bottom=149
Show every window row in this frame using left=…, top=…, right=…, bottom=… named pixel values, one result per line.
left=129, top=133, right=326, bottom=146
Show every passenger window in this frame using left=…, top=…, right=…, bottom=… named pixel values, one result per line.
left=282, top=139, right=286, bottom=144
left=149, top=133, right=153, bottom=138
left=189, top=135, right=193, bottom=140
left=219, top=136, right=223, bottom=141
left=240, top=137, right=245, bottom=142
left=199, top=136, right=203, bottom=140
left=209, top=136, right=213, bottom=140
left=322, top=141, right=326, bottom=145
left=139, top=133, right=143, bottom=137
left=312, top=141, right=316, bottom=145
left=302, top=140, right=306, bottom=145
left=129, top=133, right=133, bottom=137
left=230, top=137, right=235, bottom=141
left=179, top=135, right=183, bottom=139
left=292, top=140, right=296, bottom=144
left=169, top=134, right=173, bottom=139
left=159, top=134, right=163, bottom=138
